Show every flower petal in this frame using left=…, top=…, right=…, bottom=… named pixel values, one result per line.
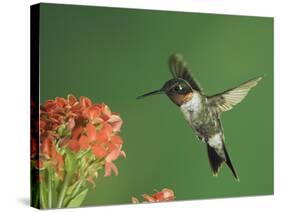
left=104, top=161, right=111, bottom=176
left=92, top=117, right=104, bottom=125
left=71, top=126, right=83, bottom=140
left=67, top=117, right=75, bottom=130
left=89, top=105, right=101, bottom=120
left=107, top=143, right=117, bottom=152
left=95, top=122, right=112, bottom=143
left=55, top=153, right=64, bottom=168
left=44, top=100, right=56, bottom=111
left=36, top=160, right=44, bottom=169
left=68, top=139, right=80, bottom=152
left=104, top=161, right=118, bottom=176
left=95, top=132, right=108, bottom=143
left=108, top=115, right=123, bottom=132
left=40, top=120, right=46, bottom=130
left=92, top=145, right=107, bottom=158
left=162, top=188, right=175, bottom=200
left=67, top=94, right=77, bottom=105
left=106, top=149, right=120, bottom=162
left=55, top=97, right=66, bottom=107
left=110, top=162, right=118, bottom=176
left=80, top=96, right=92, bottom=108
left=131, top=197, right=139, bottom=204
left=142, top=194, right=155, bottom=202
left=120, top=150, right=126, bottom=158
left=152, top=192, right=164, bottom=201
left=79, top=135, right=90, bottom=150
left=111, top=135, right=123, bottom=146
left=31, top=138, right=38, bottom=158
left=86, top=123, right=96, bottom=140
left=102, top=104, right=111, bottom=117
left=41, top=138, right=53, bottom=158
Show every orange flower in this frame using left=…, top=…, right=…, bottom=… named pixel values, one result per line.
left=151, top=189, right=174, bottom=202
left=108, top=114, right=123, bottom=132
left=132, top=188, right=175, bottom=203
left=142, top=194, right=156, bottom=202
left=104, top=161, right=118, bottom=176
left=95, top=122, right=112, bottom=143
left=41, top=138, right=56, bottom=159
left=67, top=135, right=90, bottom=152
left=131, top=197, right=139, bottom=204
left=38, top=137, right=64, bottom=178
left=92, top=145, right=107, bottom=158
left=67, top=117, right=75, bottom=130
left=71, top=126, right=84, bottom=140
left=35, top=94, right=125, bottom=183
left=67, top=94, right=77, bottom=106
left=32, top=94, right=125, bottom=208
left=68, top=139, right=80, bottom=152
left=36, top=160, right=44, bottom=169
left=82, top=105, right=102, bottom=120
left=31, top=138, right=38, bottom=158
left=79, top=135, right=90, bottom=150
left=86, top=123, right=96, bottom=141
left=161, top=188, right=175, bottom=201
left=80, top=96, right=92, bottom=108
left=55, top=97, right=66, bottom=108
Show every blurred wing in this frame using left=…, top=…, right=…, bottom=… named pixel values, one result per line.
left=169, top=53, right=202, bottom=92
left=208, top=76, right=262, bottom=113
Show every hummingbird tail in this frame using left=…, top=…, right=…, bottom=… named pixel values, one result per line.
left=223, top=144, right=239, bottom=181
left=207, top=144, right=239, bottom=181
left=207, top=144, right=224, bottom=176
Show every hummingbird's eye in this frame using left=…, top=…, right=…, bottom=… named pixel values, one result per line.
left=174, top=85, right=183, bottom=92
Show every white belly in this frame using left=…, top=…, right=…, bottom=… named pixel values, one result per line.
left=208, top=133, right=225, bottom=158
left=180, top=92, right=202, bottom=123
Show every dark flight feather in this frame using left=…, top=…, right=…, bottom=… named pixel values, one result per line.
left=207, top=143, right=239, bottom=181
left=169, top=53, right=202, bottom=92
left=207, top=144, right=224, bottom=176
left=223, top=144, right=239, bottom=181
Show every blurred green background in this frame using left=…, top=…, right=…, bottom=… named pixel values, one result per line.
left=39, top=3, right=273, bottom=206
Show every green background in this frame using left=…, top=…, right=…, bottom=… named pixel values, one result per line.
left=39, top=3, right=273, bottom=206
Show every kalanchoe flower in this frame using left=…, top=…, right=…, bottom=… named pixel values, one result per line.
left=132, top=188, right=175, bottom=203
left=31, top=95, right=125, bottom=208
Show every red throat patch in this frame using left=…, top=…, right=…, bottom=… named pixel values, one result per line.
left=169, top=92, right=193, bottom=106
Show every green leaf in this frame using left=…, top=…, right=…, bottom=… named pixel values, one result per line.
left=57, top=124, right=71, bottom=137
left=66, top=180, right=81, bottom=196
left=65, top=152, right=77, bottom=173
left=57, top=124, right=66, bottom=137
left=66, top=188, right=88, bottom=208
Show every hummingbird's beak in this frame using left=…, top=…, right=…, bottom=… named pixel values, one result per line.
left=136, top=89, right=163, bottom=99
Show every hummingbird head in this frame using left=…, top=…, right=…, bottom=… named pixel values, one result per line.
left=136, top=78, right=194, bottom=106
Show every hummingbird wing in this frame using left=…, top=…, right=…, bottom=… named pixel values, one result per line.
left=207, top=76, right=262, bottom=114
left=169, top=53, right=202, bottom=92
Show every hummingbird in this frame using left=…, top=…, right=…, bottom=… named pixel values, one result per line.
left=137, top=54, right=262, bottom=181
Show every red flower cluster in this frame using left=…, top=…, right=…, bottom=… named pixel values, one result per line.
left=132, top=188, right=175, bottom=203
left=33, top=95, right=125, bottom=179
left=31, top=95, right=125, bottom=208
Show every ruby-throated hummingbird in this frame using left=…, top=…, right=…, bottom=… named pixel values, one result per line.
left=137, top=54, right=262, bottom=181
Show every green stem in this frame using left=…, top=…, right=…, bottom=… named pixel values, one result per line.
left=57, top=172, right=72, bottom=208
left=76, top=149, right=90, bottom=160
left=63, top=180, right=83, bottom=207
left=39, top=182, right=47, bottom=209
left=47, top=169, right=52, bottom=208
left=71, top=180, right=83, bottom=199
left=34, top=187, right=39, bottom=208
